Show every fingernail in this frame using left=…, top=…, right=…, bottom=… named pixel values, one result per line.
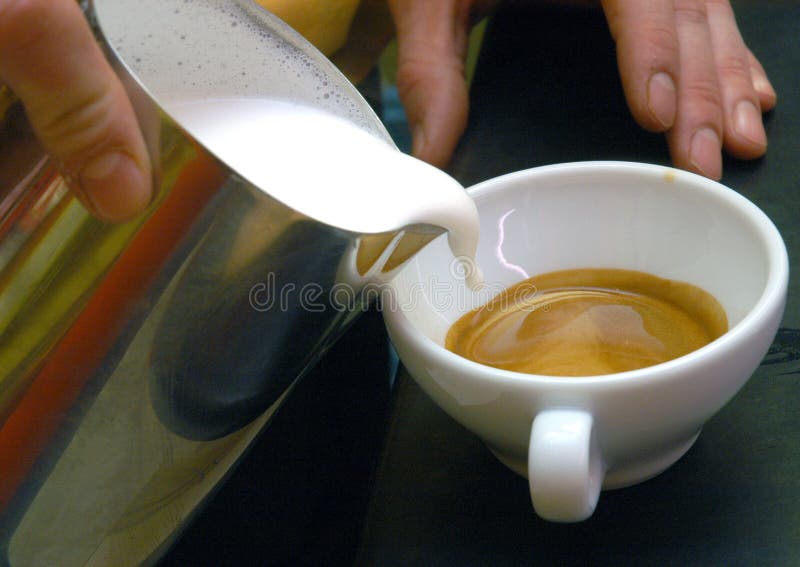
left=690, top=128, right=722, bottom=180
left=647, top=72, right=677, bottom=129
left=80, top=152, right=150, bottom=221
left=752, top=75, right=777, bottom=102
left=733, top=100, right=767, bottom=148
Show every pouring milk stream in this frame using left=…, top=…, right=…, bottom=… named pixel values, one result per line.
left=166, top=97, right=483, bottom=286
left=98, top=0, right=482, bottom=283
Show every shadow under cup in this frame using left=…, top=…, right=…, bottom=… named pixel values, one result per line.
left=383, top=161, right=788, bottom=522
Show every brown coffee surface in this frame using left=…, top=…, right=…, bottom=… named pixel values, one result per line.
left=446, top=268, right=728, bottom=376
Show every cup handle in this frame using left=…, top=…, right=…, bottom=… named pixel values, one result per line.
left=528, top=409, right=605, bottom=522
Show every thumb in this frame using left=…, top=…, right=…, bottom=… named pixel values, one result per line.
left=388, top=0, right=470, bottom=168
left=0, top=0, right=152, bottom=222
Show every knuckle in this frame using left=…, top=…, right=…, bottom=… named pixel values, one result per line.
left=395, top=54, right=463, bottom=96
left=714, top=53, right=751, bottom=85
left=684, top=80, right=723, bottom=113
left=674, top=0, right=708, bottom=26
left=35, top=88, right=116, bottom=162
left=630, top=23, right=679, bottom=60
left=395, top=59, right=430, bottom=99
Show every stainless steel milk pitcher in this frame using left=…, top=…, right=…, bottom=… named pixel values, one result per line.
left=0, top=1, right=444, bottom=564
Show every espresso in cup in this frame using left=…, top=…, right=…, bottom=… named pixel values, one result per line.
left=446, top=268, right=728, bottom=376
left=385, top=162, right=787, bottom=522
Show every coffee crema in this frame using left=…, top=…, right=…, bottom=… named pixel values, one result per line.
left=446, top=268, right=728, bottom=376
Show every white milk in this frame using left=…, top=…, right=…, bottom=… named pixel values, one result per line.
left=165, top=97, right=481, bottom=282
left=94, top=0, right=481, bottom=282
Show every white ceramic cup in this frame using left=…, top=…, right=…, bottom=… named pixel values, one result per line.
left=382, top=162, right=788, bottom=522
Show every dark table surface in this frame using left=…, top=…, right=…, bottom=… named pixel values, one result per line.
left=163, top=2, right=800, bottom=565
left=357, top=2, right=800, bottom=566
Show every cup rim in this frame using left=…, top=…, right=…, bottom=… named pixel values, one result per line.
left=384, top=161, right=789, bottom=386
